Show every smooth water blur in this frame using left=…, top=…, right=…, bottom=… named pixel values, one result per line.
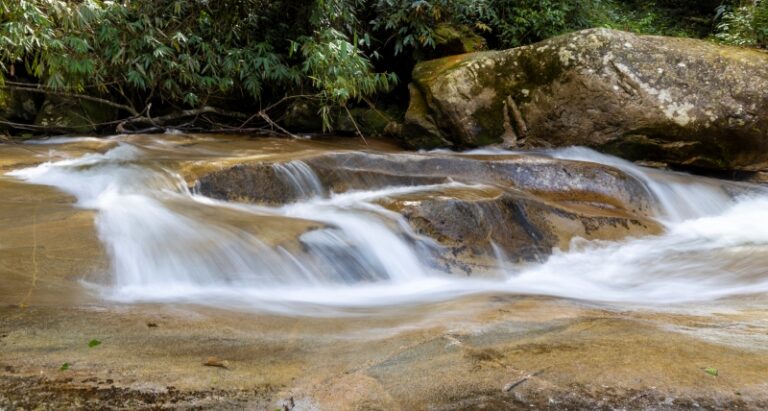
left=7, top=135, right=768, bottom=314
left=547, top=147, right=742, bottom=222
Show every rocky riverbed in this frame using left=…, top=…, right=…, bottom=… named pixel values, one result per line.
left=1, top=134, right=768, bottom=410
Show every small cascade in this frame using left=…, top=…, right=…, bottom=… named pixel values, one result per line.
left=8, top=138, right=768, bottom=312
left=547, top=147, right=748, bottom=223
left=272, top=160, right=325, bottom=199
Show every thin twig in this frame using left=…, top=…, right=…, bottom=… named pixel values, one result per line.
left=258, top=110, right=302, bottom=139
left=344, top=104, right=367, bottom=145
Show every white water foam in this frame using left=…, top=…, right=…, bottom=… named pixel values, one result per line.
left=547, top=147, right=745, bottom=222
left=8, top=142, right=768, bottom=314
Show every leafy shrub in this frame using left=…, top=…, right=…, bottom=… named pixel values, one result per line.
left=0, top=0, right=737, bottom=134
left=0, top=0, right=392, bottom=126
left=716, top=1, right=768, bottom=48
left=483, top=0, right=602, bottom=48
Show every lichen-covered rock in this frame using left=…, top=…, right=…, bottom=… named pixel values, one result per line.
left=405, top=28, right=768, bottom=172
left=401, top=84, right=451, bottom=148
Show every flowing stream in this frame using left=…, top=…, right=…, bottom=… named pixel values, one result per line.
left=6, top=135, right=768, bottom=314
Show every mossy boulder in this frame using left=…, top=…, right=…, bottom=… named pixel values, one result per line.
left=404, top=28, right=768, bottom=172
left=1, top=89, right=39, bottom=123
left=400, top=84, right=450, bottom=149
left=285, top=100, right=399, bottom=137
left=284, top=100, right=324, bottom=132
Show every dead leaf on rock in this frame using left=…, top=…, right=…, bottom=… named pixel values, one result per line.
left=203, top=356, right=229, bottom=369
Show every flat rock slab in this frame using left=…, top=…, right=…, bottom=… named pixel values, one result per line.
left=2, top=298, right=768, bottom=410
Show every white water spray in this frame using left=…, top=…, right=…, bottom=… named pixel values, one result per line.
left=8, top=139, right=768, bottom=313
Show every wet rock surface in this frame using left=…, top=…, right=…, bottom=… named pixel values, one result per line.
left=405, top=29, right=768, bottom=172
left=4, top=135, right=768, bottom=410
left=198, top=151, right=661, bottom=268
left=2, top=301, right=768, bottom=411
left=379, top=186, right=659, bottom=273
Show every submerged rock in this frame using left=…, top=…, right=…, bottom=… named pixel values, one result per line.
left=404, top=28, right=768, bottom=172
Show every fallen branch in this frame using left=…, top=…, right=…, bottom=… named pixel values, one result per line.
left=503, top=367, right=550, bottom=392
left=2, top=82, right=139, bottom=116
left=344, top=104, right=368, bottom=145
left=116, top=106, right=249, bottom=133
left=258, top=110, right=303, bottom=139
left=0, top=119, right=72, bottom=134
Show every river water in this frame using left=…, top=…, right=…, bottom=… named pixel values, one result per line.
left=4, top=134, right=768, bottom=315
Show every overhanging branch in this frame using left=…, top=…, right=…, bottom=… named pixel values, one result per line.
left=2, top=82, right=139, bottom=116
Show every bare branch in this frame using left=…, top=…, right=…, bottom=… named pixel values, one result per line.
left=344, top=105, right=368, bottom=145
left=258, top=110, right=302, bottom=139
left=2, top=82, right=139, bottom=116
left=116, top=106, right=249, bottom=133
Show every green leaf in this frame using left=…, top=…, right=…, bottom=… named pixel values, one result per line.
left=60, top=362, right=70, bottom=371
left=705, top=367, right=718, bottom=377
left=88, top=339, right=102, bottom=348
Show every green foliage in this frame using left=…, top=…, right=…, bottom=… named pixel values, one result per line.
left=299, top=28, right=397, bottom=129
left=60, top=362, right=70, bottom=371
left=369, top=0, right=711, bottom=51
left=1, top=1, right=304, bottom=105
left=88, top=339, right=101, bottom=348
left=0, top=0, right=734, bottom=134
left=482, top=0, right=601, bottom=48
left=0, top=0, right=392, bottom=123
left=370, top=0, right=493, bottom=53
left=370, top=0, right=602, bottom=50
left=594, top=1, right=706, bottom=38
left=716, top=1, right=768, bottom=48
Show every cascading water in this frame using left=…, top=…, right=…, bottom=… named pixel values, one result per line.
left=547, top=146, right=742, bottom=222
left=272, top=160, right=326, bottom=199
left=8, top=136, right=768, bottom=314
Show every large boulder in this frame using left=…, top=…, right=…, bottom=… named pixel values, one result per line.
left=404, top=28, right=768, bottom=172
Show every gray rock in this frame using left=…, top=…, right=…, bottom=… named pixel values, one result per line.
left=405, top=28, right=768, bottom=172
